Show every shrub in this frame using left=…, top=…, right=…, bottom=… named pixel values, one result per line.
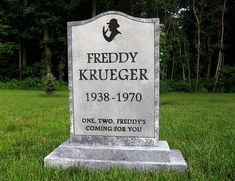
left=0, top=76, right=67, bottom=91
left=217, top=65, right=235, bottom=92
left=44, top=73, right=56, bottom=95
left=19, top=62, right=45, bottom=78
left=21, top=77, right=43, bottom=90
left=170, top=80, right=193, bottom=92
left=160, top=80, right=172, bottom=93
left=1, top=79, right=21, bottom=89
left=160, top=80, right=193, bottom=93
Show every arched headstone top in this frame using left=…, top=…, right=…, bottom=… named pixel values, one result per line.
left=67, top=11, right=159, bottom=26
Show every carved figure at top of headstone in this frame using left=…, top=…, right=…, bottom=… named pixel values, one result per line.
left=103, top=18, right=121, bottom=42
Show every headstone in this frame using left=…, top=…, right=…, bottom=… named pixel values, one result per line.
left=44, top=11, right=187, bottom=171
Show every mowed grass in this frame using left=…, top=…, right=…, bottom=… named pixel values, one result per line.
left=0, top=90, right=234, bottom=181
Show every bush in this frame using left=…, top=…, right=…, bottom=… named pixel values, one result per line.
left=21, top=77, right=43, bottom=90
left=217, top=65, right=235, bottom=92
left=19, top=62, right=45, bottom=78
left=0, top=78, right=43, bottom=90
left=0, top=76, right=67, bottom=91
left=170, top=80, right=193, bottom=92
left=160, top=80, right=193, bottom=93
left=43, top=73, right=57, bottom=95
left=0, top=79, right=21, bottom=89
left=160, top=80, right=172, bottom=93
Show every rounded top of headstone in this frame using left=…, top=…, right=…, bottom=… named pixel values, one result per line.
left=67, top=11, right=159, bottom=27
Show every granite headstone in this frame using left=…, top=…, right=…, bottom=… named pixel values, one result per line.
left=44, top=11, right=187, bottom=171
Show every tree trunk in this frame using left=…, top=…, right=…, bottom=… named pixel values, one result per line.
left=44, top=26, right=52, bottom=74
left=171, top=52, right=175, bottom=80
left=166, top=15, right=172, bottom=34
left=130, top=0, right=134, bottom=16
left=18, top=0, right=28, bottom=80
left=18, top=39, right=27, bottom=79
left=22, top=41, right=27, bottom=66
left=207, top=56, right=212, bottom=81
left=195, top=24, right=200, bottom=92
left=206, top=37, right=212, bottom=81
left=193, top=0, right=201, bottom=92
left=214, top=0, right=227, bottom=91
left=92, top=0, right=97, bottom=17
left=184, top=42, right=191, bottom=83
left=162, top=67, right=165, bottom=80
left=23, top=0, right=27, bottom=6
left=59, top=47, right=66, bottom=83
left=177, top=34, right=185, bottom=81
left=19, top=40, right=22, bottom=80
left=59, top=56, right=65, bottom=83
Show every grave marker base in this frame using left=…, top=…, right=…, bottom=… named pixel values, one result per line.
left=44, top=139, right=187, bottom=171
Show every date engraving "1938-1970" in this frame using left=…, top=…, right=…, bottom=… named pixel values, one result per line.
left=85, top=92, right=142, bottom=102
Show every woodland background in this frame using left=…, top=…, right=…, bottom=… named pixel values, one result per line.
left=0, top=0, right=234, bottom=92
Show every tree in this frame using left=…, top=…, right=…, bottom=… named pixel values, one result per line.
left=160, top=25, right=172, bottom=80
left=0, top=0, right=234, bottom=93
left=0, top=20, right=16, bottom=80
left=213, top=0, right=227, bottom=91
left=92, top=0, right=97, bottom=17
left=192, top=0, right=208, bottom=91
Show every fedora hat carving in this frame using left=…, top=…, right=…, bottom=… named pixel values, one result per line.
left=107, top=18, right=120, bottom=28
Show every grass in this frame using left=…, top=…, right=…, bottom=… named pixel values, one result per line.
left=0, top=90, right=234, bottom=180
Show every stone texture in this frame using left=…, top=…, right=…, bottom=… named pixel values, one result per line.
left=44, top=11, right=187, bottom=172
left=44, top=139, right=187, bottom=171
left=68, top=11, right=160, bottom=145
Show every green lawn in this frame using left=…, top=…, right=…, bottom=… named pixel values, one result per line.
left=0, top=90, right=234, bottom=180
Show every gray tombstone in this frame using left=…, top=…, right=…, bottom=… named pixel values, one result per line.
left=44, top=11, right=187, bottom=171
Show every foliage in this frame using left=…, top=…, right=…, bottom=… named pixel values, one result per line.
left=216, top=65, right=235, bottom=92
left=0, top=42, right=16, bottom=55
left=0, top=0, right=234, bottom=92
left=19, top=62, right=45, bottom=79
left=0, top=91, right=234, bottom=180
left=170, top=80, right=193, bottom=92
left=160, top=25, right=172, bottom=79
left=0, top=79, right=21, bottom=89
left=160, top=80, right=172, bottom=93
left=160, top=80, right=193, bottom=93
left=43, top=73, right=57, bottom=95
left=0, top=21, right=17, bottom=80
left=161, top=77, right=235, bottom=93
left=0, top=78, right=43, bottom=90
left=21, top=77, right=43, bottom=90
